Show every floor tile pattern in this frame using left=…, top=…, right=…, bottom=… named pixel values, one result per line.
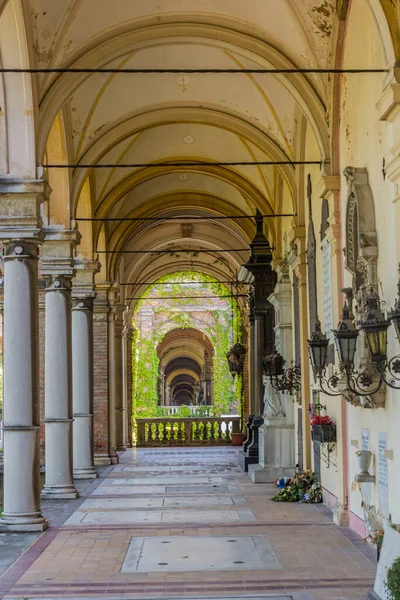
left=0, top=447, right=376, bottom=600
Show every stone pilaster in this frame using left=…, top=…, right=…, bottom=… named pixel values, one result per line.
left=288, top=226, right=312, bottom=469
left=93, top=285, right=112, bottom=465
left=41, top=230, right=79, bottom=499
left=249, top=260, right=296, bottom=483
left=0, top=179, right=48, bottom=530
left=115, top=306, right=126, bottom=452
left=122, top=308, right=133, bottom=448
left=107, top=286, right=119, bottom=464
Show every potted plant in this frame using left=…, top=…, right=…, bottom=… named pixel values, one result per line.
left=231, top=431, right=245, bottom=446
left=311, top=415, right=336, bottom=443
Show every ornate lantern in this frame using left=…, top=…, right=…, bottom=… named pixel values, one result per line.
left=334, top=299, right=359, bottom=369
left=307, top=320, right=329, bottom=372
left=226, top=343, right=246, bottom=378
left=358, top=288, right=390, bottom=365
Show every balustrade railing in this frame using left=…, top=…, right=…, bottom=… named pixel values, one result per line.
left=135, top=417, right=240, bottom=447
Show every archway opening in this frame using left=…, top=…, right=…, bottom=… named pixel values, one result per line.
left=131, top=271, right=243, bottom=420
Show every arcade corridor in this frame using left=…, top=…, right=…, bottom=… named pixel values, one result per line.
left=0, top=448, right=375, bottom=600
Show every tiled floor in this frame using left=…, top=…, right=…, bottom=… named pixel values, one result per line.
left=0, top=447, right=376, bottom=600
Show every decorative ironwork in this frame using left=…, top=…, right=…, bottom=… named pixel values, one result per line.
left=308, top=283, right=400, bottom=398
left=262, top=347, right=301, bottom=395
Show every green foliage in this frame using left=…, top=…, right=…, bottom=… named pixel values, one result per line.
left=386, top=557, right=400, bottom=600
left=132, top=271, right=244, bottom=420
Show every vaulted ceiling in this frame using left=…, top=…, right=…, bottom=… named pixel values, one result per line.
left=2, top=0, right=391, bottom=296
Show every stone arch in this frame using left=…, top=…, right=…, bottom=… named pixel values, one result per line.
left=0, top=0, right=38, bottom=178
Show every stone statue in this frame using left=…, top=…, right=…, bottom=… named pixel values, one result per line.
left=262, top=374, right=286, bottom=419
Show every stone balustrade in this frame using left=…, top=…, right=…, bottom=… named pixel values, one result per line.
left=136, top=417, right=240, bottom=447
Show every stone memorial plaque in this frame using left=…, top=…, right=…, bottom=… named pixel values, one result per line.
left=322, top=238, right=334, bottom=344
left=361, top=429, right=371, bottom=505
left=378, top=432, right=389, bottom=517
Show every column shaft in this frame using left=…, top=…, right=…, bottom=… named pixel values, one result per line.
left=42, top=276, right=78, bottom=499
left=72, top=298, right=97, bottom=479
left=0, top=241, right=47, bottom=530
left=115, top=319, right=126, bottom=451
left=108, top=310, right=118, bottom=463
left=253, top=315, right=265, bottom=415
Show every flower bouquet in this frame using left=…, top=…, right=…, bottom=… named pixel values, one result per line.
left=272, top=469, right=323, bottom=503
left=311, top=415, right=336, bottom=443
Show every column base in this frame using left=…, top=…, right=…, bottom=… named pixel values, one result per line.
left=332, top=502, right=349, bottom=527
left=73, top=467, right=98, bottom=480
left=117, top=445, right=127, bottom=452
left=94, top=453, right=112, bottom=466
left=0, top=513, right=48, bottom=532
left=41, top=485, right=79, bottom=500
left=110, top=453, right=120, bottom=465
left=248, top=464, right=294, bottom=483
left=238, top=451, right=259, bottom=473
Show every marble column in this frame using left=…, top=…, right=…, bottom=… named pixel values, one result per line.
left=72, top=295, right=97, bottom=479
left=41, top=272, right=78, bottom=499
left=122, top=315, right=132, bottom=448
left=0, top=238, right=47, bottom=530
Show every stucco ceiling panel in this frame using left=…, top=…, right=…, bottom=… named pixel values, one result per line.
left=110, top=172, right=249, bottom=217
left=69, top=44, right=295, bottom=159
left=94, top=124, right=270, bottom=201
left=33, top=0, right=316, bottom=67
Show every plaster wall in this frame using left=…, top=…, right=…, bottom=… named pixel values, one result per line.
left=337, top=0, right=400, bottom=526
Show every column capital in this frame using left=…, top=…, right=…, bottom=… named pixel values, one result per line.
left=41, top=229, right=80, bottom=279
left=44, top=274, right=73, bottom=291
left=72, top=296, right=94, bottom=311
left=0, top=179, right=50, bottom=242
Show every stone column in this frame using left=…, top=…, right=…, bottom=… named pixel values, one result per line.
left=107, top=286, right=119, bottom=463
left=41, top=230, right=79, bottom=499
left=0, top=181, right=49, bottom=531
left=115, top=308, right=126, bottom=452
left=72, top=295, right=97, bottom=479
left=122, top=310, right=133, bottom=448
left=0, top=237, right=48, bottom=529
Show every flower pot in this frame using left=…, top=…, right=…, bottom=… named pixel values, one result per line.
left=231, top=432, right=245, bottom=446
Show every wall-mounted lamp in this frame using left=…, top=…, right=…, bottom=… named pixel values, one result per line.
left=307, top=280, right=400, bottom=398
left=263, top=347, right=301, bottom=396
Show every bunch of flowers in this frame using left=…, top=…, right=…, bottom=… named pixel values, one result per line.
left=311, top=415, right=335, bottom=427
left=272, top=469, right=323, bottom=504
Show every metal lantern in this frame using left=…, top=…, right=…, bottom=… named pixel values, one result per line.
left=333, top=300, right=359, bottom=369
left=358, top=288, right=390, bottom=364
left=263, top=346, right=285, bottom=378
left=226, top=343, right=246, bottom=378
left=388, top=266, right=400, bottom=342
left=307, top=320, right=329, bottom=371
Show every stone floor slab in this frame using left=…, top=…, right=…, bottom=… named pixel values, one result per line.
left=102, top=477, right=224, bottom=485
left=65, top=508, right=255, bottom=524
left=121, top=535, right=280, bottom=572
left=80, top=497, right=165, bottom=509
left=92, top=485, right=167, bottom=495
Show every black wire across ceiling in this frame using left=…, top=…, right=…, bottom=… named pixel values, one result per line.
left=0, top=68, right=389, bottom=74
left=118, top=281, right=251, bottom=286
left=126, top=294, right=248, bottom=300
left=97, top=248, right=250, bottom=254
left=43, top=160, right=321, bottom=169
left=77, top=213, right=294, bottom=222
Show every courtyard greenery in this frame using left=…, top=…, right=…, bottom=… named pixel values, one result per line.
left=132, top=271, right=243, bottom=421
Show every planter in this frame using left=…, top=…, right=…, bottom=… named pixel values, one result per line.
left=231, top=432, right=245, bottom=446
left=311, top=424, right=336, bottom=443
left=372, top=526, right=400, bottom=600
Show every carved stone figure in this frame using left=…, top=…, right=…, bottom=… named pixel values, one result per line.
left=262, top=374, right=286, bottom=419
